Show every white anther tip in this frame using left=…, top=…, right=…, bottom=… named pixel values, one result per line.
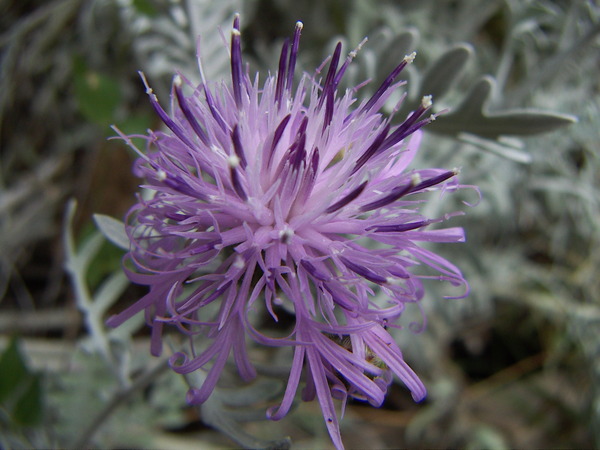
left=233, top=255, right=245, bottom=269
left=411, top=173, right=422, bottom=185
left=421, top=95, right=433, bottom=109
left=404, top=52, right=416, bottom=63
left=227, top=154, right=241, bottom=168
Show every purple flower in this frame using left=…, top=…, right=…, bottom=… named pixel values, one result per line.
left=108, top=15, right=471, bottom=449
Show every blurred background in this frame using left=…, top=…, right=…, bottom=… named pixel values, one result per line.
left=1, top=0, right=598, bottom=448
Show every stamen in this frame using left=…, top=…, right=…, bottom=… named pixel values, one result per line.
left=290, top=133, right=307, bottom=170
left=351, top=123, right=391, bottom=175
left=361, top=169, right=457, bottom=212
left=233, top=255, right=245, bottom=269
left=266, top=114, right=291, bottom=169
left=286, top=21, right=303, bottom=92
left=231, top=125, right=248, bottom=169
left=289, top=116, right=309, bottom=170
left=139, top=72, right=196, bottom=150
left=340, top=256, right=388, bottom=284
left=230, top=165, right=247, bottom=201
left=379, top=95, right=434, bottom=153
left=421, top=94, right=432, bottom=109
left=323, top=89, right=335, bottom=129
left=301, top=260, right=330, bottom=282
left=359, top=179, right=415, bottom=212
left=230, top=22, right=244, bottom=106
left=333, top=37, right=368, bottom=86
left=362, top=51, right=416, bottom=113
left=227, top=154, right=241, bottom=169
left=409, top=169, right=457, bottom=194
left=319, top=42, right=342, bottom=108
left=279, top=226, right=294, bottom=244
left=295, top=147, right=320, bottom=206
left=275, top=39, right=289, bottom=104
left=367, top=220, right=430, bottom=233
left=203, top=85, right=228, bottom=132
left=326, top=180, right=368, bottom=213
left=271, top=114, right=291, bottom=152
left=173, top=74, right=209, bottom=145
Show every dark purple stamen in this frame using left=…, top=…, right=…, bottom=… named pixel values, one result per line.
left=319, top=42, right=342, bottom=109
left=266, top=114, right=292, bottom=169
left=351, top=123, right=391, bottom=175
left=296, top=114, right=309, bottom=136
left=271, top=114, right=291, bottom=154
left=196, top=281, right=233, bottom=308
left=367, top=220, right=429, bottom=233
left=322, top=283, right=358, bottom=312
left=143, top=84, right=196, bottom=151
left=173, top=77, right=209, bottom=146
left=379, top=99, right=432, bottom=153
left=340, top=256, right=387, bottom=284
left=301, top=260, right=330, bottom=282
left=362, top=53, right=414, bottom=113
left=163, top=175, right=208, bottom=200
left=286, top=22, right=303, bottom=91
left=271, top=117, right=308, bottom=182
left=230, top=21, right=244, bottom=106
left=359, top=181, right=413, bottom=212
left=275, top=38, right=290, bottom=104
left=295, top=147, right=320, bottom=206
left=409, top=170, right=456, bottom=193
left=323, top=89, right=335, bottom=130
left=189, top=239, right=222, bottom=255
left=230, top=166, right=247, bottom=201
left=231, top=124, right=247, bottom=169
left=290, top=132, right=307, bottom=170
left=326, top=180, right=368, bottom=213
left=204, top=85, right=228, bottom=132
left=310, top=147, right=320, bottom=172
left=360, top=169, right=457, bottom=212
left=333, top=38, right=367, bottom=86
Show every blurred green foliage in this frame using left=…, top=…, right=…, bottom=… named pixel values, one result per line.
left=0, top=338, right=44, bottom=431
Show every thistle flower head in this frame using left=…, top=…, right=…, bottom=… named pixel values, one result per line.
left=108, top=16, right=470, bottom=449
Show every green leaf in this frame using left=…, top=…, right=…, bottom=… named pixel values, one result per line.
left=132, top=0, right=159, bottom=17
left=73, top=57, right=122, bottom=127
left=12, top=374, right=43, bottom=427
left=0, top=338, right=29, bottom=404
left=114, top=112, right=154, bottom=152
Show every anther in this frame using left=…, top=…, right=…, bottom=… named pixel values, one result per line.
left=227, top=154, right=241, bottom=169
left=421, top=95, right=432, bottom=109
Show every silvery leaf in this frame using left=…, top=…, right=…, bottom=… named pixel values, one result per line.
left=200, top=379, right=291, bottom=449
left=429, top=76, right=577, bottom=137
left=418, top=44, right=473, bottom=102
left=458, top=132, right=533, bottom=164
left=93, top=214, right=129, bottom=250
left=374, top=30, right=419, bottom=84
